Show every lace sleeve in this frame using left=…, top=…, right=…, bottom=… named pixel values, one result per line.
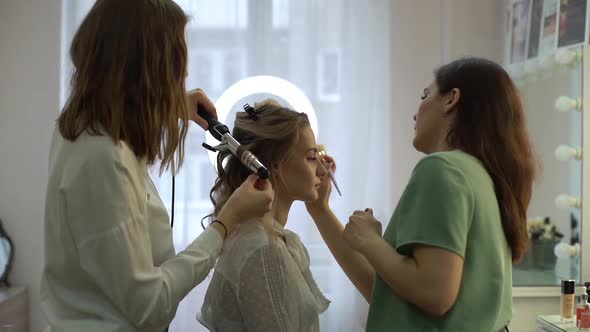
left=238, top=244, right=292, bottom=332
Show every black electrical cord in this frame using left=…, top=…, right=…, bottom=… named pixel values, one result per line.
left=164, top=175, right=175, bottom=332
left=171, top=175, right=175, bottom=228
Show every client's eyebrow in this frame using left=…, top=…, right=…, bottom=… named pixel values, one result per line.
left=306, top=147, right=318, bottom=153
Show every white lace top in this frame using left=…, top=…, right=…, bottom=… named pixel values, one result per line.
left=199, top=219, right=330, bottom=332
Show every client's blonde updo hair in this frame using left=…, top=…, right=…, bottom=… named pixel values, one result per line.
left=207, top=99, right=310, bottom=220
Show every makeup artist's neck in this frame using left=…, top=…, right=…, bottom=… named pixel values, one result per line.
left=271, top=195, right=293, bottom=227
left=428, top=138, right=452, bottom=154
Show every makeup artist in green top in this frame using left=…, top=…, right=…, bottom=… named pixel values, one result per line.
left=306, top=58, right=537, bottom=331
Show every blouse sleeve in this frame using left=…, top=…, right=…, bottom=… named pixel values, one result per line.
left=63, top=147, right=222, bottom=330
left=394, top=155, right=474, bottom=258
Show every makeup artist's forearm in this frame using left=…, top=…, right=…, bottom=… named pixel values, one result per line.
left=309, top=208, right=375, bottom=302
left=361, top=239, right=450, bottom=317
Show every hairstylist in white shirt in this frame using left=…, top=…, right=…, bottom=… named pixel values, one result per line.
left=40, top=1, right=273, bottom=331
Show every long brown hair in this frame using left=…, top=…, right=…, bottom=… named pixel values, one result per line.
left=207, top=99, right=309, bottom=221
left=59, top=0, right=190, bottom=173
left=435, top=58, right=537, bottom=263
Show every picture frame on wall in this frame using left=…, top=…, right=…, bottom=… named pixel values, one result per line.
left=557, top=0, right=588, bottom=48
left=505, top=5, right=513, bottom=65
left=187, top=49, right=215, bottom=94
left=196, top=154, right=216, bottom=206
left=527, top=0, right=545, bottom=58
left=187, top=48, right=248, bottom=100
left=511, top=0, right=532, bottom=63
left=317, top=48, right=342, bottom=103
left=223, top=48, right=247, bottom=90
left=539, top=0, right=559, bottom=56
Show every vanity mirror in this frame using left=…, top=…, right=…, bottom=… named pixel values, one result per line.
left=0, top=219, right=13, bottom=287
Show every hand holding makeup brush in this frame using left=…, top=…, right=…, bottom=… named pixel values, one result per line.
left=317, top=144, right=342, bottom=196
left=306, top=145, right=337, bottom=214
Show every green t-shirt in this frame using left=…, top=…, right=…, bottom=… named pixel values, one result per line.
left=366, top=151, right=512, bottom=332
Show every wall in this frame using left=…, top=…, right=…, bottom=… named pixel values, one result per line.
left=0, top=0, right=62, bottom=331
left=441, top=0, right=506, bottom=63
left=388, top=1, right=442, bottom=205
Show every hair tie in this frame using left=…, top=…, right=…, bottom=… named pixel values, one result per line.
left=211, top=219, right=228, bottom=239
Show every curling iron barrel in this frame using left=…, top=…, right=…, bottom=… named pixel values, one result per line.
left=198, top=108, right=270, bottom=179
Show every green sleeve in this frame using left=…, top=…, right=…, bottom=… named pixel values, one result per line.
left=394, top=155, right=474, bottom=258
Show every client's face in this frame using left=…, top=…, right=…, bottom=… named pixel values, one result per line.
left=276, top=126, right=326, bottom=202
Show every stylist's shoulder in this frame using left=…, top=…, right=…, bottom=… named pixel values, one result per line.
left=70, top=133, right=145, bottom=184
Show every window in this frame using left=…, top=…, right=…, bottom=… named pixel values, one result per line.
left=61, top=1, right=392, bottom=330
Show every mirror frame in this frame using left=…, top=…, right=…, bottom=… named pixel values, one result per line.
left=0, top=218, right=13, bottom=287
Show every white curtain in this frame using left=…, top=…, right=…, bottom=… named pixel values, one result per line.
left=61, top=1, right=392, bottom=331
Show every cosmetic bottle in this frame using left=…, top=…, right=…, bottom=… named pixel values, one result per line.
left=578, top=286, right=590, bottom=330
left=562, top=280, right=575, bottom=322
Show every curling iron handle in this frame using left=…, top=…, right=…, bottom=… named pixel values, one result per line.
left=198, top=108, right=228, bottom=141
left=197, top=108, right=220, bottom=129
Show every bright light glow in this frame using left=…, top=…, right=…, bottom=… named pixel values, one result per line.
left=555, top=194, right=582, bottom=210
left=206, top=75, right=318, bottom=168
left=555, top=145, right=582, bottom=161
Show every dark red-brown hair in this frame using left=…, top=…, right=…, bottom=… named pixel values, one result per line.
left=436, top=57, right=537, bottom=263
